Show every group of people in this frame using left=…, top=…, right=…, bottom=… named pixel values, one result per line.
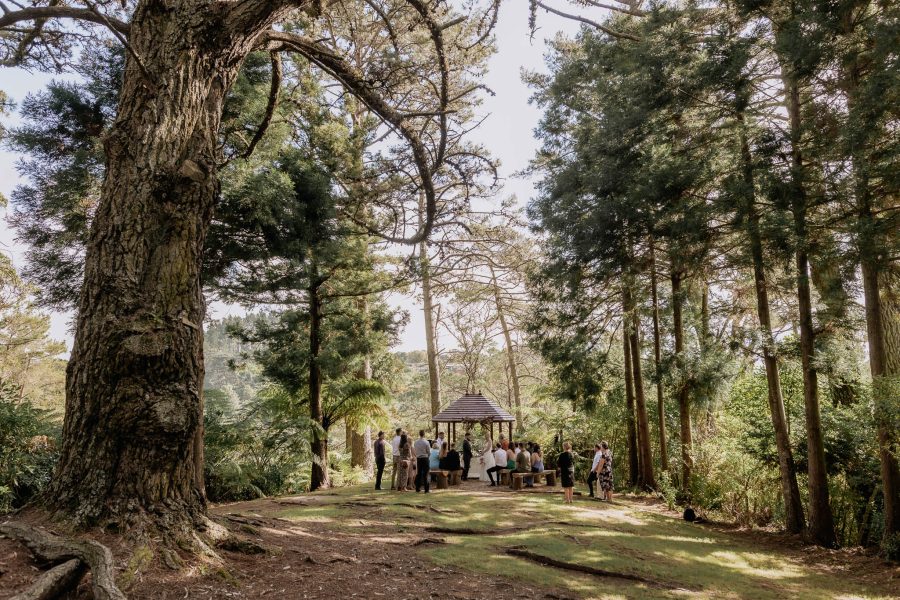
left=556, top=441, right=613, bottom=504
left=482, top=439, right=545, bottom=487
left=372, top=428, right=476, bottom=493
left=371, top=427, right=614, bottom=506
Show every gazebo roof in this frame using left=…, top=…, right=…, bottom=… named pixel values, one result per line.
left=432, top=392, right=515, bottom=423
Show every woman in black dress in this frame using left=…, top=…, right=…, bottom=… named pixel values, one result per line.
left=558, top=441, right=575, bottom=504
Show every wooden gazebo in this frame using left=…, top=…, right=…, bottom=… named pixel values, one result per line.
left=432, top=391, right=516, bottom=444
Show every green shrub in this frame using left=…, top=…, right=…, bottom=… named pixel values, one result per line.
left=0, top=382, right=59, bottom=512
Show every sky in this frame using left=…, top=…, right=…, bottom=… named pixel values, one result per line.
left=0, top=4, right=580, bottom=354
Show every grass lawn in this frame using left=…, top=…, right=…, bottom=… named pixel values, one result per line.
left=262, top=482, right=898, bottom=600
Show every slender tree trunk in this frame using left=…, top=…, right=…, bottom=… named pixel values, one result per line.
left=45, top=3, right=279, bottom=528
left=350, top=298, right=373, bottom=473
left=309, top=280, right=329, bottom=491
left=784, top=69, right=836, bottom=547
left=624, top=286, right=655, bottom=490
left=491, top=269, right=523, bottom=433
left=699, top=281, right=717, bottom=429
left=420, top=237, right=441, bottom=416
left=738, top=121, right=806, bottom=534
left=649, top=239, right=668, bottom=472
left=623, top=332, right=639, bottom=487
left=671, top=268, right=693, bottom=495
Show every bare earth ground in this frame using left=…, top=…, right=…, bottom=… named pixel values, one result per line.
left=2, top=481, right=898, bottom=600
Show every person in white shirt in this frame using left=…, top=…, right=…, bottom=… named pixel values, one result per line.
left=588, top=443, right=602, bottom=498
left=390, top=427, right=402, bottom=490
left=486, top=443, right=506, bottom=487
left=413, top=430, right=432, bottom=493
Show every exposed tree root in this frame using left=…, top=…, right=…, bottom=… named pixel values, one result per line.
left=412, top=537, right=446, bottom=546
left=425, top=525, right=529, bottom=535
left=397, top=503, right=458, bottom=514
left=0, top=521, right=126, bottom=600
left=215, top=536, right=269, bottom=555
left=10, top=558, right=83, bottom=600
left=505, top=547, right=682, bottom=590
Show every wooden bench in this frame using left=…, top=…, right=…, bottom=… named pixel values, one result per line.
left=511, top=470, right=558, bottom=490
left=536, top=470, right=556, bottom=486
left=499, top=469, right=511, bottom=486
left=430, top=469, right=449, bottom=489
left=448, top=469, right=463, bottom=486
left=510, top=471, right=533, bottom=490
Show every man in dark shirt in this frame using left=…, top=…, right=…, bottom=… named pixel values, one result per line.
left=462, top=433, right=473, bottom=480
left=373, top=431, right=387, bottom=490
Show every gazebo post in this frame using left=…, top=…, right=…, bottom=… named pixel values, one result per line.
left=452, top=422, right=456, bottom=444
left=508, top=421, right=513, bottom=441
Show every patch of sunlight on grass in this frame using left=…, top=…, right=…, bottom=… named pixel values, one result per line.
left=572, top=506, right=647, bottom=526
left=651, top=534, right=717, bottom=544
left=705, top=550, right=802, bottom=579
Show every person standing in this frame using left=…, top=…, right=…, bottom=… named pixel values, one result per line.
left=390, top=428, right=402, bottom=490
left=598, top=441, right=614, bottom=501
left=414, top=430, right=431, bottom=493
left=396, top=433, right=412, bottom=492
left=559, top=442, right=575, bottom=504
left=462, top=433, right=473, bottom=480
left=374, top=431, right=387, bottom=490
left=587, top=443, right=602, bottom=498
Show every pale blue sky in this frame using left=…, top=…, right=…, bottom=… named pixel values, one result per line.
left=0, top=5, right=580, bottom=353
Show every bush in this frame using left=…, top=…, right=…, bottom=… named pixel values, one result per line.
left=0, top=382, right=59, bottom=512
left=203, top=387, right=310, bottom=502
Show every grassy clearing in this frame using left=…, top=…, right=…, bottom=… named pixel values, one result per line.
left=270, top=485, right=895, bottom=600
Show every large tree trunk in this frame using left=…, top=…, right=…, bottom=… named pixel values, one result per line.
left=649, top=239, right=668, bottom=472
left=671, top=269, right=693, bottom=495
left=739, top=121, right=806, bottom=534
left=420, top=237, right=441, bottom=416
left=624, top=287, right=655, bottom=490
left=841, top=48, right=900, bottom=544
left=623, top=332, right=639, bottom=487
left=309, top=281, right=329, bottom=491
left=45, top=4, right=275, bottom=529
left=876, top=268, right=900, bottom=542
left=491, top=269, right=523, bottom=433
left=784, top=70, right=836, bottom=547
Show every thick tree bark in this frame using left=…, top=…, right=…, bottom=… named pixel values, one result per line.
left=623, top=331, right=640, bottom=487
left=840, top=48, right=900, bottom=543
left=738, top=122, right=806, bottom=534
left=783, top=70, right=836, bottom=547
left=491, top=268, right=523, bottom=433
left=45, top=2, right=279, bottom=529
left=420, top=237, right=441, bottom=416
left=623, top=286, right=655, bottom=490
left=309, top=280, right=329, bottom=491
left=649, top=239, right=668, bottom=472
left=875, top=268, right=900, bottom=542
left=671, top=269, right=693, bottom=495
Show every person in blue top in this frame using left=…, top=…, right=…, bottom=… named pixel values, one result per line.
left=429, top=442, right=441, bottom=470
